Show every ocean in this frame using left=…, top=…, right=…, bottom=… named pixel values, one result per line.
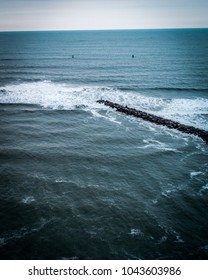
left=0, top=29, right=208, bottom=260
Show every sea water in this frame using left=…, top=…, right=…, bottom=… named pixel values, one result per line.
left=0, top=29, right=208, bottom=259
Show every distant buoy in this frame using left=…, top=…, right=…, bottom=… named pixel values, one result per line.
left=132, top=54, right=134, bottom=58
left=72, top=55, right=74, bottom=58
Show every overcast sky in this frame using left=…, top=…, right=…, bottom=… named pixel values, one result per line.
left=0, top=0, right=208, bottom=31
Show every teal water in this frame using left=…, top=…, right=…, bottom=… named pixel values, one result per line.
left=0, top=29, right=208, bottom=259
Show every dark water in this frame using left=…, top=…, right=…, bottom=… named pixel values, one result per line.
left=0, top=29, right=208, bottom=260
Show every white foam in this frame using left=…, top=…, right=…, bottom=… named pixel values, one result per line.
left=139, top=139, right=177, bottom=152
left=0, top=81, right=113, bottom=111
left=190, top=171, right=203, bottom=178
left=174, top=233, right=184, bottom=243
left=199, top=183, right=208, bottom=196
left=130, top=96, right=208, bottom=131
left=0, top=80, right=207, bottom=130
left=159, top=98, right=208, bottom=116
left=55, top=178, right=69, bottom=183
left=129, top=229, right=144, bottom=237
left=202, top=184, right=208, bottom=190
left=21, top=196, right=35, bottom=204
left=152, top=199, right=158, bottom=204
left=91, top=109, right=121, bottom=124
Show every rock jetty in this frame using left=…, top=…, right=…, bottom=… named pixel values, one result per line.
left=97, top=99, right=208, bottom=144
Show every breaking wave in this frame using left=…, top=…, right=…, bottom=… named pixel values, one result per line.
left=0, top=80, right=208, bottom=130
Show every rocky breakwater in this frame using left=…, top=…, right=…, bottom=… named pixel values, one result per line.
left=97, top=99, right=208, bottom=144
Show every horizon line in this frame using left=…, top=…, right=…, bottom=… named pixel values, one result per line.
left=0, top=27, right=208, bottom=33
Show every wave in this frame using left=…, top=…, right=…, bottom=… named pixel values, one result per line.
left=118, top=86, right=208, bottom=92
left=129, top=228, right=144, bottom=237
left=144, top=87, right=208, bottom=92
left=21, top=196, right=36, bottom=204
left=0, top=81, right=113, bottom=110
left=0, top=80, right=208, bottom=130
left=0, top=218, right=51, bottom=248
left=190, top=171, right=204, bottom=178
left=139, top=139, right=178, bottom=152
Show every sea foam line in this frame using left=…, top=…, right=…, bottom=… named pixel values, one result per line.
left=0, top=80, right=208, bottom=130
left=0, top=218, right=51, bottom=247
left=97, top=99, right=208, bottom=144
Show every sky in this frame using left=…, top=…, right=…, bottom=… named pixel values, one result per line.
left=0, top=0, right=208, bottom=31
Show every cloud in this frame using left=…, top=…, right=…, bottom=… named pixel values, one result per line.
left=0, top=0, right=207, bottom=31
